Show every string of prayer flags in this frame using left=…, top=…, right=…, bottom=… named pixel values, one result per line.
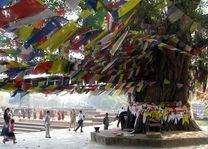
left=37, top=22, right=78, bottom=51
left=24, top=16, right=67, bottom=49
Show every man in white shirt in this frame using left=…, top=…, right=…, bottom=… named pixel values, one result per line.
left=74, top=110, right=84, bottom=133
left=117, top=107, right=125, bottom=127
left=45, top=111, right=51, bottom=138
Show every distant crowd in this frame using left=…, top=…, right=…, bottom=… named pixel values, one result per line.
left=0, top=107, right=73, bottom=121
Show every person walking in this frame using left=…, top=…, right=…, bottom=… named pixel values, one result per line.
left=27, top=109, right=31, bottom=119
left=74, top=110, right=84, bottom=133
left=11, top=109, right=14, bottom=118
left=69, top=109, right=76, bottom=131
left=4, top=119, right=17, bottom=144
left=103, top=113, right=109, bottom=130
left=61, top=111, right=65, bottom=121
left=44, top=111, right=51, bottom=138
left=39, top=110, right=43, bottom=120
left=1, top=108, right=11, bottom=143
left=58, top=111, right=61, bottom=121
left=22, top=109, right=26, bottom=119
left=33, top=109, right=37, bottom=120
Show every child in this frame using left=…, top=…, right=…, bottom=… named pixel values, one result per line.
left=3, top=119, right=17, bottom=144
left=45, top=111, right=51, bottom=138
left=103, top=113, right=109, bottom=130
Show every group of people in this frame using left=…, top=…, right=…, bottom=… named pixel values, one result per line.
left=0, top=107, right=111, bottom=144
left=17, top=109, right=66, bottom=121
left=1, top=108, right=17, bottom=144
left=0, top=107, right=87, bottom=143
left=44, top=109, right=85, bottom=138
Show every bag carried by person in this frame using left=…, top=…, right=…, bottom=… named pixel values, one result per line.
left=78, top=119, right=83, bottom=124
left=1, top=124, right=9, bottom=136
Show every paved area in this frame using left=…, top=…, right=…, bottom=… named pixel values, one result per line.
left=0, top=123, right=208, bottom=149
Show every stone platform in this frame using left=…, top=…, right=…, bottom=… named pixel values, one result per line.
left=91, top=129, right=208, bottom=148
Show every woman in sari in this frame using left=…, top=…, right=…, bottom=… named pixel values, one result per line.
left=1, top=108, right=11, bottom=143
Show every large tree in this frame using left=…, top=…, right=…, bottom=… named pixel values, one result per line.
left=0, top=0, right=207, bottom=132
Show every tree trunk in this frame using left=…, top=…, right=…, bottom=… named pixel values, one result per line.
left=134, top=50, right=200, bottom=132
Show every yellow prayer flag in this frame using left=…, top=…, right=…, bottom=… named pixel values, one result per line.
left=49, top=60, right=69, bottom=74
left=118, top=0, right=141, bottom=18
left=190, top=22, right=198, bottom=33
left=77, top=71, right=88, bottom=81
left=182, top=115, right=190, bottom=125
left=17, top=25, right=34, bottom=41
left=137, top=84, right=143, bottom=92
left=80, top=9, right=94, bottom=19
left=39, top=81, right=45, bottom=86
left=38, top=22, right=78, bottom=51
left=126, top=82, right=133, bottom=88
left=135, top=67, right=140, bottom=76
left=158, top=43, right=166, bottom=48
left=7, top=61, right=24, bottom=68
left=46, top=85, right=56, bottom=90
left=33, top=87, right=41, bottom=92
left=105, top=83, right=112, bottom=91
left=96, top=1, right=102, bottom=10
left=164, top=79, right=171, bottom=84
left=118, top=74, right=124, bottom=83
left=114, top=89, right=122, bottom=96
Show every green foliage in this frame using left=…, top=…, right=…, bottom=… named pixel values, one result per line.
left=41, top=0, right=65, bottom=11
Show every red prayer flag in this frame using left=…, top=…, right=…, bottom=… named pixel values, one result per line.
left=32, top=61, right=52, bottom=74
left=0, top=0, right=46, bottom=27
